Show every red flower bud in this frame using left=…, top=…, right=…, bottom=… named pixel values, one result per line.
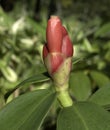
left=43, top=44, right=49, bottom=59
left=62, top=35, right=73, bottom=57
left=43, top=16, right=73, bottom=76
left=62, top=26, right=68, bottom=36
left=44, top=53, right=64, bottom=74
left=46, top=16, right=62, bottom=53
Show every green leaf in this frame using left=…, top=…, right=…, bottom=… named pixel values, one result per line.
left=83, top=38, right=93, bottom=53
left=69, top=72, right=91, bottom=101
left=16, top=72, right=50, bottom=87
left=0, top=89, right=56, bottom=130
left=0, top=7, right=13, bottom=28
left=72, top=57, right=85, bottom=65
left=95, top=23, right=110, bottom=37
left=57, top=102, right=110, bottom=130
left=89, top=85, right=110, bottom=108
left=26, top=17, right=45, bottom=39
left=90, top=71, right=110, bottom=88
left=1, top=66, right=18, bottom=82
left=0, top=92, right=5, bottom=109
left=5, top=72, right=50, bottom=99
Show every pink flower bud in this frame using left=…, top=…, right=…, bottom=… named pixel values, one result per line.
left=62, top=35, right=73, bottom=57
left=62, top=26, right=68, bottom=36
left=43, top=53, right=64, bottom=74
left=43, top=44, right=49, bottom=59
left=46, top=16, right=62, bottom=53
left=43, top=16, right=73, bottom=76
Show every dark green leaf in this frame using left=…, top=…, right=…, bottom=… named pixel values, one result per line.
left=69, top=72, right=91, bottom=101
left=95, top=23, right=110, bottom=37
left=16, top=73, right=50, bottom=87
left=89, top=85, right=110, bottom=108
left=27, top=17, right=45, bottom=38
left=57, top=102, right=110, bottom=130
left=90, top=71, right=110, bottom=88
left=0, top=89, right=56, bottom=130
left=0, top=92, right=5, bottom=109
left=5, top=72, right=50, bottom=99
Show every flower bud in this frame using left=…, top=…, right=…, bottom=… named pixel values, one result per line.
left=46, top=16, right=62, bottom=53
left=43, top=16, right=73, bottom=87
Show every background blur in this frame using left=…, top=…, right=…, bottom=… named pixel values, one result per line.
left=0, top=0, right=110, bottom=110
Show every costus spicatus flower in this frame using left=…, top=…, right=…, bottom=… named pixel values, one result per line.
left=43, top=16, right=73, bottom=88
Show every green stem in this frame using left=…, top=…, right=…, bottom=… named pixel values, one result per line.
left=54, top=81, right=73, bottom=107
left=57, top=90, right=73, bottom=107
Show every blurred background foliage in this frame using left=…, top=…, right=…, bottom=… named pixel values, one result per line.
left=0, top=0, right=110, bottom=129
left=0, top=0, right=110, bottom=125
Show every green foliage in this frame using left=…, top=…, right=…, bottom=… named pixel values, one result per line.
left=0, top=7, right=46, bottom=94
left=5, top=72, right=50, bottom=100
left=90, top=71, right=110, bottom=88
left=89, top=86, right=110, bottom=108
left=95, top=22, right=110, bottom=38
left=57, top=102, right=110, bottom=130
left=0, top=89, right=56, bottom=130
left=69, top=72, right=91, bottom=101
left=0, top=0, right=110, bottom=130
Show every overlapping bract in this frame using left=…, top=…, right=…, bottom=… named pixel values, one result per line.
left=43, top=16, right=73, bottom=75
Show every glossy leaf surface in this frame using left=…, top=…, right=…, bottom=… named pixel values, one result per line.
left=89, top=85, right=110, bottom=109
left=69, top=72, right=91, bottom=101
left=57, top=102, right=110, bottom=130
left=5, top=72, right=50, bottom=99
left=0, top=89, right=56, bottom=130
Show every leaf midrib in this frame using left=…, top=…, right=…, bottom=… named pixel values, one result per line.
left=73, top=106, right=89, bottom=130
left=18, top=90, right=55, bottom=130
